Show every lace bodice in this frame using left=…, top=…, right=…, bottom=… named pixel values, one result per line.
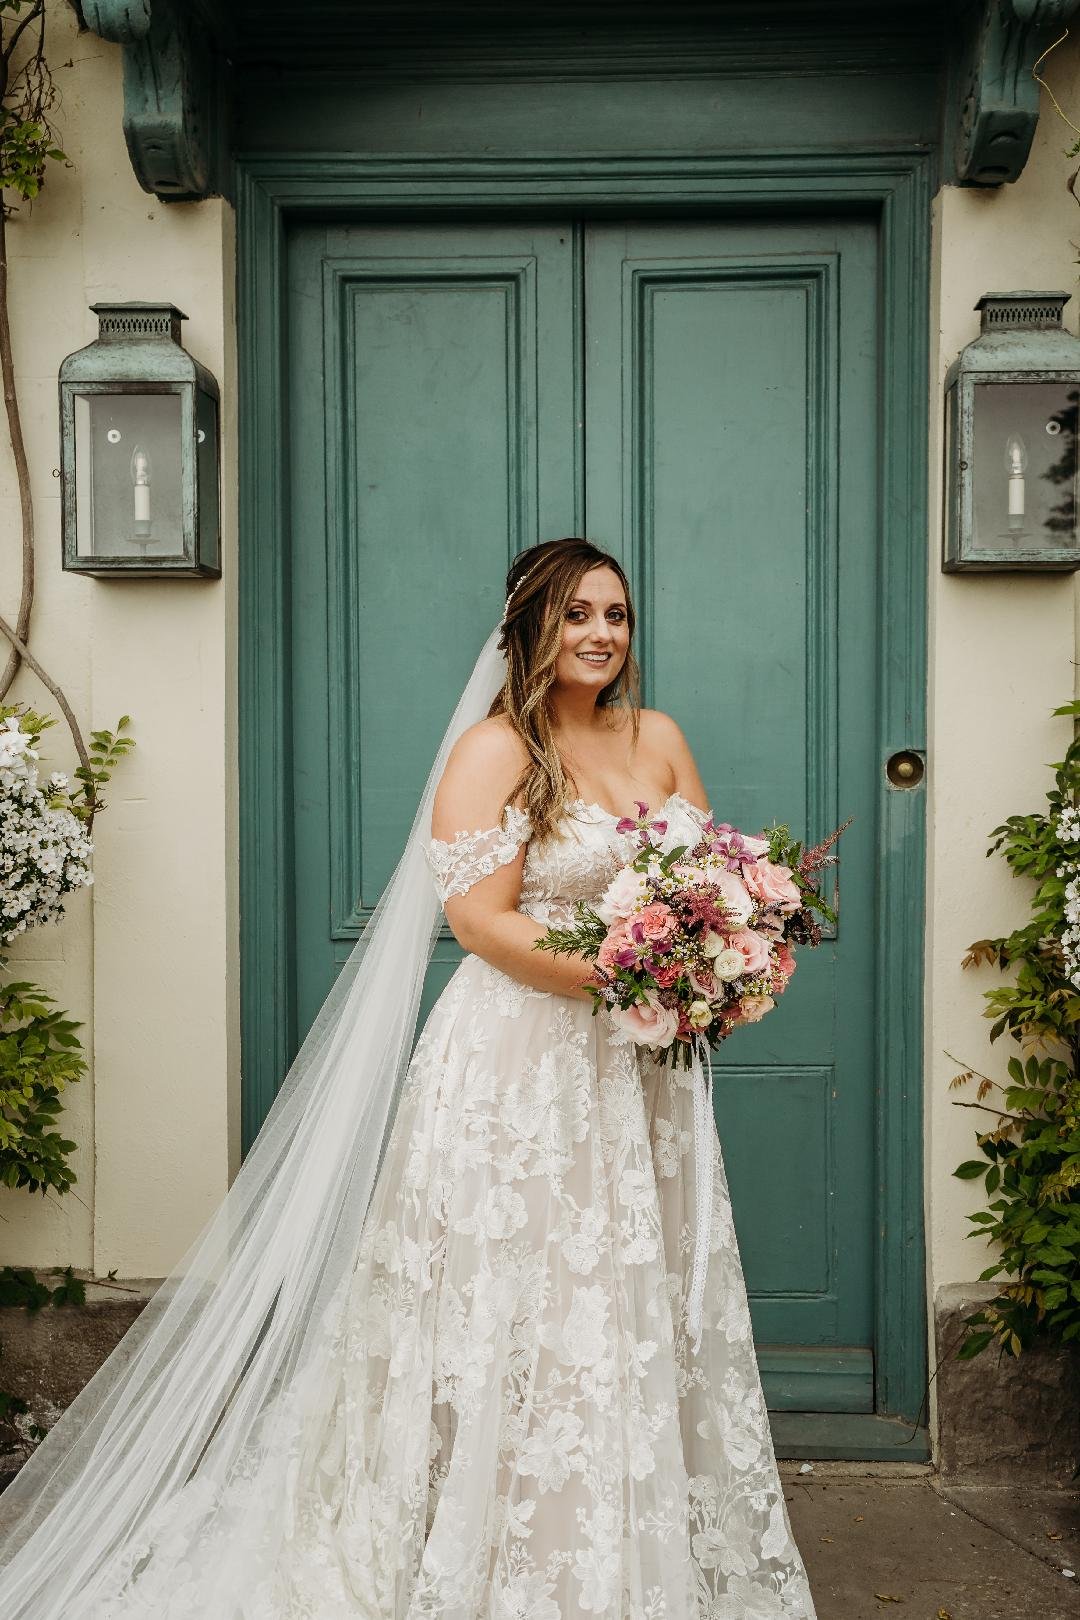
left=426, top=791, right=710, bottom=927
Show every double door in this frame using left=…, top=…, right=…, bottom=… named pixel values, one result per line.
left=283, top=214, right=881, bottom=1416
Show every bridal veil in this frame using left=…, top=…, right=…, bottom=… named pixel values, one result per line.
left=0, top=624, right=509, bottom=1618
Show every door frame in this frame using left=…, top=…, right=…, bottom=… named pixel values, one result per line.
left=236, top=150, right=932, bottom=1460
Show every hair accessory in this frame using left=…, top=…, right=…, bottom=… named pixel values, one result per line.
left=503, top=548, right=546, bottom=620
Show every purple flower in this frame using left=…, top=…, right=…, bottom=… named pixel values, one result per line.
left=616, top=801, right=669, bottom=844
left=708, top=821, right=755, bottom=871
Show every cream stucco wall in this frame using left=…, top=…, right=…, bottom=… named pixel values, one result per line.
left=1, top=5, right=1079, bottom=1388
left=0, top=3, right=239, bottom=1276
left=924, top=36, right=1080, bottom=1421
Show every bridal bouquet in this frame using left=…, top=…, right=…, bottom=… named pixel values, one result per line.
left=534, top=801, right=849, bottom=1066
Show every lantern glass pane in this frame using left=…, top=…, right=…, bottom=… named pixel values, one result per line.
left=972, top=379, right=1079, bottom=555
left=196, top=389, right=220, bottom=570
left=73, top=391, right=184, bottom=558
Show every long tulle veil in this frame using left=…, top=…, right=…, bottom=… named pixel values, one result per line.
left=0, top=622, right=509, bottom=1617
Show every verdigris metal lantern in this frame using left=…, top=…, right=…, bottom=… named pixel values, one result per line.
left=59, top=302, right=221, bottom=577
left=943, top=291, right=1080, bottom=572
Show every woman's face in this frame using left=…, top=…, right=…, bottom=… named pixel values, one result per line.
left=553, top=564, right=630, bottom=695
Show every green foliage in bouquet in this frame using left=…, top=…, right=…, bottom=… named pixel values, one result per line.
left=763, top=822, right=840, bottom=933
left=950, top=699, right=1080, bottom=1359
left=0, top=981, right=86, bottom=1196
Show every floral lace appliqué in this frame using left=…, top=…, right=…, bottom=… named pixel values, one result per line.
left=425, top=805, right=532, bottom=902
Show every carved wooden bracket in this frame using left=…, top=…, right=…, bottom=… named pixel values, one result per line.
left=81, top=0, right=231, bottom=202
left=949, top=0, right=1080, bottom=185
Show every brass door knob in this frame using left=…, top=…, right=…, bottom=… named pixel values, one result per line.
left=886, top=750, right=924, bottom=787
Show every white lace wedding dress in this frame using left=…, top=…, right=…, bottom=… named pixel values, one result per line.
left=86, top=790, right=818, bottom=1620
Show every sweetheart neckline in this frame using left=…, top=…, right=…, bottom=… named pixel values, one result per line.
left=566, top=789, right=696, bottom=825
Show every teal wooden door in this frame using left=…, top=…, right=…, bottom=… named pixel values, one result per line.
left=282, top=215, right=883, bottom=1417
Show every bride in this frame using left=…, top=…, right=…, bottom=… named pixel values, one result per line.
left=0, top=538, right=818, bottom=1618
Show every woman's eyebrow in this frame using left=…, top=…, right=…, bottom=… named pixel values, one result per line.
left=569, top=597, right=626, bottom=609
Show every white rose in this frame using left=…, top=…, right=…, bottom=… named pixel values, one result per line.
left=687, top=999, right=712, bottom=1030
left=713, top=947, right=746, bottom=981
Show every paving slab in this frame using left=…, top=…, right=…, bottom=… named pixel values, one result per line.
left=779, top=1464, right=1079, bottom=1620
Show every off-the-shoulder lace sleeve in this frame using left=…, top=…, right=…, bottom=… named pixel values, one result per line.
left=424, top=805, right=532, bottom=903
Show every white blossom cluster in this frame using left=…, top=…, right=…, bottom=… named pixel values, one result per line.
left=1054, top=805, right=1080, bottom=989
left=0, top=714, right=94, bottom=948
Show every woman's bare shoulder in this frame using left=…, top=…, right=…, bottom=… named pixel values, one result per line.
left=445, top=714, right=529, bottom=774
left=433, top=718, right=530, bottom=829
left=633, top=707, right=695, bottom=756
left=635, top=709, right=709, bottom=808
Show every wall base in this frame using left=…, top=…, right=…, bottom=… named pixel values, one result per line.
left=935, top=1283, right=1080, bottom=1484
left=0, top=1276, right=160, bottom=1486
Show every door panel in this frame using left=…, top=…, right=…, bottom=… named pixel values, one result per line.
left=584, top=221, right=878, bottom=1409
left=286, top=222, right=580, bottom=1035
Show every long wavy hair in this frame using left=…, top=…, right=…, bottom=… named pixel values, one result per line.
left=488, top=538, right=641, bottom=840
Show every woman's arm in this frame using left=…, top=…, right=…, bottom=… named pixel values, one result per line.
left=430, top=720, right=598, bottom=1001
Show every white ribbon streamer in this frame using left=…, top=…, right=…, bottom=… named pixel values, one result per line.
left=686, top=1032, right=714, bottom=1356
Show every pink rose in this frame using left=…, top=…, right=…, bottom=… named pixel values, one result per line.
left=688, top=965, right=718, bottom=999
left=727, top=928, right=773, bottom=976
left=756, top=910, right=785, bottom=941
left=714, top=869, right=754, bottom=927
left=597, top=919, right=634, bottom=969
left=735, top=993, right=776, bottom=1025
left=768, top=943, right=797, bottom=995
left=596, top=865, right=649, bottom=925
left=609, top=992, right=680, bottom=1048
left=652, top=962, right=679, bottom=988
left=741, top=859, right=802, bottom=914
left=637, top=902, right=674, bottom=940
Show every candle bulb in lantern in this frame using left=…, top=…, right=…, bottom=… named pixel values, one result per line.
left=130, top=443, right=152, bottom=539
left=1005, top=432, right=1027, bottom=533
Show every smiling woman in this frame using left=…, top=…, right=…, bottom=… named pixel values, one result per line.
left=430, top=538, right=712, bottom=999
left=410, top=539, right=821, bottom=1615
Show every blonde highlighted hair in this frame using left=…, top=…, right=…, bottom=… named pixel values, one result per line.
left=488, top=539, right=641, bottom=840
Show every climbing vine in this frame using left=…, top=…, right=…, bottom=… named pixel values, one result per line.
left=0, top=1, right=123, bottom=818
left=949, top=701, right=1080, bottom=1360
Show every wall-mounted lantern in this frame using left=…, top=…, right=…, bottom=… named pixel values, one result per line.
left=943, top=291, right=1080, bottom=572
left=59, top=302, right=220, bottom=577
